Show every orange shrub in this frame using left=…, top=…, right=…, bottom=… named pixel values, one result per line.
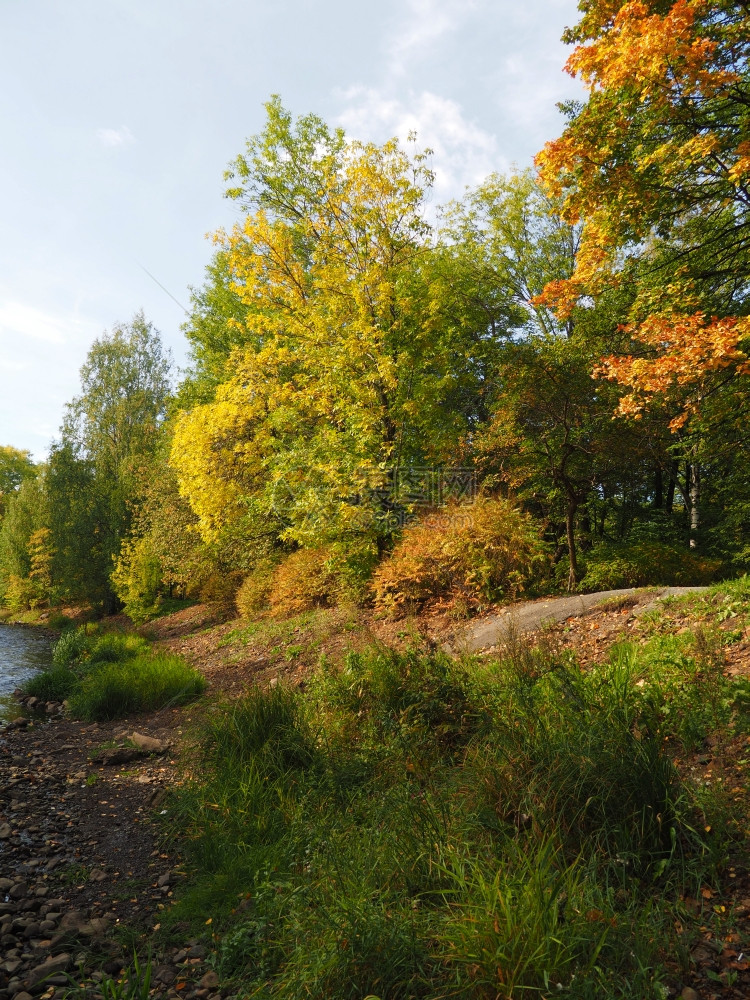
left=235, top=559, right=278, bottom=619
left=372, top=497, right=546, bottom=616
left=199, top=570, right=244, bottom=619
left=268, top=547, right=337, bottom=618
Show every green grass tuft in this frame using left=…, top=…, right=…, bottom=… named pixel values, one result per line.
left=22, top=665, right=79, bottom=702
left=67, top=651, right=206, bottom=721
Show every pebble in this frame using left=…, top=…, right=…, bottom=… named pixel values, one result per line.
left=0, top=712, right=222, bottom=1000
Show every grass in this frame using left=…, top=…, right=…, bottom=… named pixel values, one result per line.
left=157, top=604, right=750, bottom=999
left=217, top=606, right=372, bottom=670
left=63, top=953, right=154, bottom=1000
left=23, top=624, right=206, bottom=722
left=23, top=664, right=79, bottom=701
left=69, top=651, right=206, bottom=721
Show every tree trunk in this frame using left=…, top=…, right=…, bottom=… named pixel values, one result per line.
left=689, top=462, right=700, bottom=549
left=654, top=466, right=663, bottom=509
left=665, top=460, right=677, bottom=515
left=579, top=513, right=593, bottom=551
left=566, top=500, right=579, bottom=592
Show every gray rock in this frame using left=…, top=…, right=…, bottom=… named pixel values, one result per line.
left=89, top=747, right=142, bottom=766
left=154, top=965, right=176, bottom=985
left=58, top=911, right=86, bottom=932
left=23, top=952, right=71, bottom=988
left=130, top=732, right=165, bottom=753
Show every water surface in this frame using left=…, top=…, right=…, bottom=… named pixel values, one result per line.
left=0, top=622, right=53, bottom=719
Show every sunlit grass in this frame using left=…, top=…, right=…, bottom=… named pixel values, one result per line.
left=160, top=622, right=750, bottom=999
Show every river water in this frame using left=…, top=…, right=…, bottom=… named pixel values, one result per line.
left=0, top=622, right=53, bottom=718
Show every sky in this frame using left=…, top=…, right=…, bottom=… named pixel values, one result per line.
left=0, top=0, right=583, bottom=459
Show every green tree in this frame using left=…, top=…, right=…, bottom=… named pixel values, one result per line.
left=440, top=170, right=579, bottom=340
left=0, top=469, right=48, bottom=600
left=49, top=313, right=172, bottom=610
left=447, top=172, right=678, bottom=588
left=0, top=445, right=36, bottom=520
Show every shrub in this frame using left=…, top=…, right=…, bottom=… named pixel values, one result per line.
left=111, top=535, right=163, bottom=624
left=52, top=626, right=92, bottom=668
left=372, top=496, right=546, bottom=615
left=199, top=571, right=244, bottom=619
left=2, top=573, right=38, bottom=613
left=268, top=548, right=337, bottom=618
left=235, top=559, right=278, bottom=619
left=582, top=540, right=722, bottom=592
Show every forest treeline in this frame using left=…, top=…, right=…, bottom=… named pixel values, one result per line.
left=2, top=1, right=749, bottom=619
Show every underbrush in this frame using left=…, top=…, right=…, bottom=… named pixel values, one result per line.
left=23, top=624, right=205, bottom=720
left=162, top=632, right=750, bottom=998
left=579, top=539, right=721, bottom=591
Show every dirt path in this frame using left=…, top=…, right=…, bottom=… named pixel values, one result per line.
left=0, top=705, right=224, bottom=1000
left=454, top=586, right=709, bottom=653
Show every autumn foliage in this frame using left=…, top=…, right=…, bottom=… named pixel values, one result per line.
left=372, top=498, right=546, bottom=615
left=537, top=1, right=750, bottom=417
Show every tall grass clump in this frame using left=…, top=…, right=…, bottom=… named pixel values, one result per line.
left=23, top=664, right=79, bottom=702
left=25, top=624, right=205, bottom=722
left=478, top=652, right=686, bottom=879
left=67, top=651, right=206, bottom=721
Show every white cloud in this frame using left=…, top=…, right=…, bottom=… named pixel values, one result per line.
left=388, top=0, right=479, bottom=76
left=495, top=50, right=582, bottom=134
left=96, top=125, right=135, bottom=148
left=0, top=358, right=26, bottom=372
left=0, top=302, right=68, bottom=345
left=336, top=88, right=507, bottom=201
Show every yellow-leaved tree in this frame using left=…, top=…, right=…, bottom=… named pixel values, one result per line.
left=171, top=101, right=510, bottom=586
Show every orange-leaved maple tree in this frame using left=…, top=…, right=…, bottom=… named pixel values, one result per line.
left=537, top=0, right=750, bottom=426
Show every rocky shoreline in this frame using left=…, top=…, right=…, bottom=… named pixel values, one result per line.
left=0, top=703, right=221, bottom=1000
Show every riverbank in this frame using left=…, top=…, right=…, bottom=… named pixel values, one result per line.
left=2, top=581, right=750, bottom=998
left=0, top=702, right=219, bottom=1000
